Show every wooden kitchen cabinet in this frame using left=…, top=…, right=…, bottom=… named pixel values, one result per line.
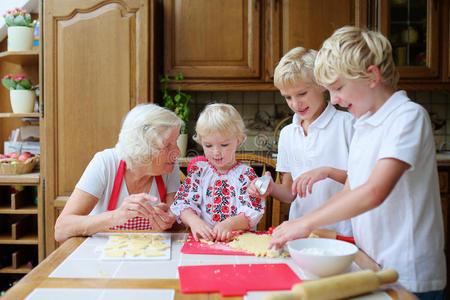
left=42, top=0, right=154, bottom=254
left=377, top=0, right=450, bottom=89
left=162, top=0, right=367, bottom=91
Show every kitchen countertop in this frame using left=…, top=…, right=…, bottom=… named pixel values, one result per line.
left=3, top=230, right=416, bottom=300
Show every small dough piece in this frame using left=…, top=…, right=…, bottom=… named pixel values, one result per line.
left=151, top=240, right=169, bottom=251
left=143, top=249, right=164, bottom=257
left=127, top=249, right=144, bottom=257
left=199, top=239, right=214, bottom=245
left=104, top=250, right=126, bottom=257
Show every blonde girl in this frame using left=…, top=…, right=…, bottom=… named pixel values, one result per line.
left=170, top=103, right=264, bottom=241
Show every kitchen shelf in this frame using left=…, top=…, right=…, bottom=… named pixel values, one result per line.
left=0, top=113, right=39, bottom=118
left=0, top=172, right=39, bottom=185
left=0, top=264, right=32, bottom=274
left=0, top=233, right=38, bottom=245
left=0, top=50, right=39, bottom=65
left=0, top=205, right=37, bottom=214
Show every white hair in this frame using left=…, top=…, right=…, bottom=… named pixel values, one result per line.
left=115, top=103, right=183, bottom=168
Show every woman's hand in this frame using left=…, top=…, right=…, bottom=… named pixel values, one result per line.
left=248, top=171, right=273, bottom=198
left=151, top=203, right=176, bottom=230
left=213, top=220, right=233, bottom=241
left=268, top=218, right=312, bottom=250
left=114, top=193, right=159, bottom=225
left=292, top=167, right=329, bottom=198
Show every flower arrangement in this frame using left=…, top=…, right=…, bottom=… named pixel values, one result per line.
left=161, top=73, right=192, bottom=134
left=3, top=8, right=37, bottom=28
left=1, top=74, right=37, bottom=90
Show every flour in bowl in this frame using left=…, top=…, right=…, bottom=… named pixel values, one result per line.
left=297, top=247, right=338, bottom=255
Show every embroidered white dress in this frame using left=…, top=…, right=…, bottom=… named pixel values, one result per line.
left=170, top=161, right=264, bottom=228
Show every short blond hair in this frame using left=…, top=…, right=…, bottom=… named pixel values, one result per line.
left=274, top=47, right=318, bottom=90
left=314, top=26, right=399, bottom=89
left=115, top=103, right=183, bottom=168
left=193, top=103, right=246, bottom=146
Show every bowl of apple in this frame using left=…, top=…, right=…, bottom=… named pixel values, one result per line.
left=0, top=151, right=39, bottom=174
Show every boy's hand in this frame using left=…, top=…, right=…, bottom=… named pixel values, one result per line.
left=268, top=219, right=312, bottom=250
left=292, top=167, right=329, bottom=198
left=213, top=220, right=233, bottom=241
left=248, top=171, right=273, bottom=197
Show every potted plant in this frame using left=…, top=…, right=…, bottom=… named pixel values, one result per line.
left=161, top=73, right=192, bottom=157
left=3, top=8, right=37, bottom=51
left=2, top=74, right=38, bottom=113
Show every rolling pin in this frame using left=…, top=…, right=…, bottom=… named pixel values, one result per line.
left=262, top=269, right=398, bottom=300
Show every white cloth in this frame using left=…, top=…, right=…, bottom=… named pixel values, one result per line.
left=75, top=148, right=180, bottom=215
left=348, top=91, right=446, bottom=292
left=170, top=161, right=264, bottom=228
left=276, top=102, right=354, bottom=236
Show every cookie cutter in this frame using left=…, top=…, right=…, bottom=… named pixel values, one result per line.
left=255, top=174, right=271, bottom=195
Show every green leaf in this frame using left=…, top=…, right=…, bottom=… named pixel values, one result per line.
left=13, top=15, right=27, bottom=26
left=1, top=78, right=16, bottom=89
left=5, top=15, right=14, bottom=26
left=15, top=84, right=26, bottom=90
left=18, top=79, right=31, bottom=89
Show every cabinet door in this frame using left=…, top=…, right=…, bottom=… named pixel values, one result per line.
left=378, top=0, right=439, bottom=79
left=265, top=0, right=367, bottom=80
left=42, top=0, right=151, bottom=254
left=163, top=0, right=261, bottom=79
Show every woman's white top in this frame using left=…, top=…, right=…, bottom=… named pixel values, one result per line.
left=170, top=161, right=264, bottom=229
left=75, top=148, right=180, bottom=215
left=276, top=102, right=354, bottom=236
left=348, top=91, right=446, bottom=292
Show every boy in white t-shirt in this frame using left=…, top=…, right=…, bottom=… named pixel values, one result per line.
left=269, top=27, right=446, bottom=299
left=248, top=47, right=354, bottom=236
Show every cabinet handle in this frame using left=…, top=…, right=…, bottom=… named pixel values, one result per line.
left=434, top=0, right=438, bottom=10
left=254, top=0, right=259, bottom=10
left=273, top=0, right=278, bottom=11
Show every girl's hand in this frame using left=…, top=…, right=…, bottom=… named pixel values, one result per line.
left=292, top=167, right=329, bottom=198
left=151, top=203, right=176, bottom=231
left=190, top=218, right=215, bottom=241
left=268, top=219, right=312, bottom=250
left=213, top=220, right=233, bottom=241
left=248, top=171, right=273, bottom=198
left=114, top=193, right=158, bottom=225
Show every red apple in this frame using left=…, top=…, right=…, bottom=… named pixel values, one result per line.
left=18, top=152, right=32, bottom=162
left=22, top=151, right=35, bottom=157
left=7, top=152, right=19, bottom=159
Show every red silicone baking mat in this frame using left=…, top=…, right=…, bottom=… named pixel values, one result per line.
left=178, top=263, right=302, bottom=296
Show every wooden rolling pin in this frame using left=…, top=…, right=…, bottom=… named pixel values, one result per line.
left=262, top=269, right=398, bottom=300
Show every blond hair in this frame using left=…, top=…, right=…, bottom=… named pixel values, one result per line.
left=274, top=47, right=318, bottom=90
left=115, top=103, right=183, bottom=168
left=314, top=26, right=399, bottom=89
left=193, top=103, right=246, bottom=146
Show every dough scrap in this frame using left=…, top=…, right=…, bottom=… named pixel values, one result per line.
left=143, top=249, right=164, bottom=257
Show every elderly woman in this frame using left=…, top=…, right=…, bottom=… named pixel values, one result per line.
left=55, top=104, right=183, bottom=242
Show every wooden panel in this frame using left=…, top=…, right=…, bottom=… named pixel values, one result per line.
left=265, top=0, right=367, bottom=79
left=163, top=0, right=260, bottom=79
left=43, top=0, right=151, bottom=255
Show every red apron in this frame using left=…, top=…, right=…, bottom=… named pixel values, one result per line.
left=107, top=160, right=166, bottom=230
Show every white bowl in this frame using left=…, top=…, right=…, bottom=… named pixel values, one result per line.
left=287, top=238, right=358, bottom=277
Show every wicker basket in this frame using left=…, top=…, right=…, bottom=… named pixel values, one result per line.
left=0, top=156, right=39, bottom=175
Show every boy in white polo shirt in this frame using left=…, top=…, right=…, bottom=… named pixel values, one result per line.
left=269, top=27, right=446, bottom=299
left=248, top=47, right=354, bottom=236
